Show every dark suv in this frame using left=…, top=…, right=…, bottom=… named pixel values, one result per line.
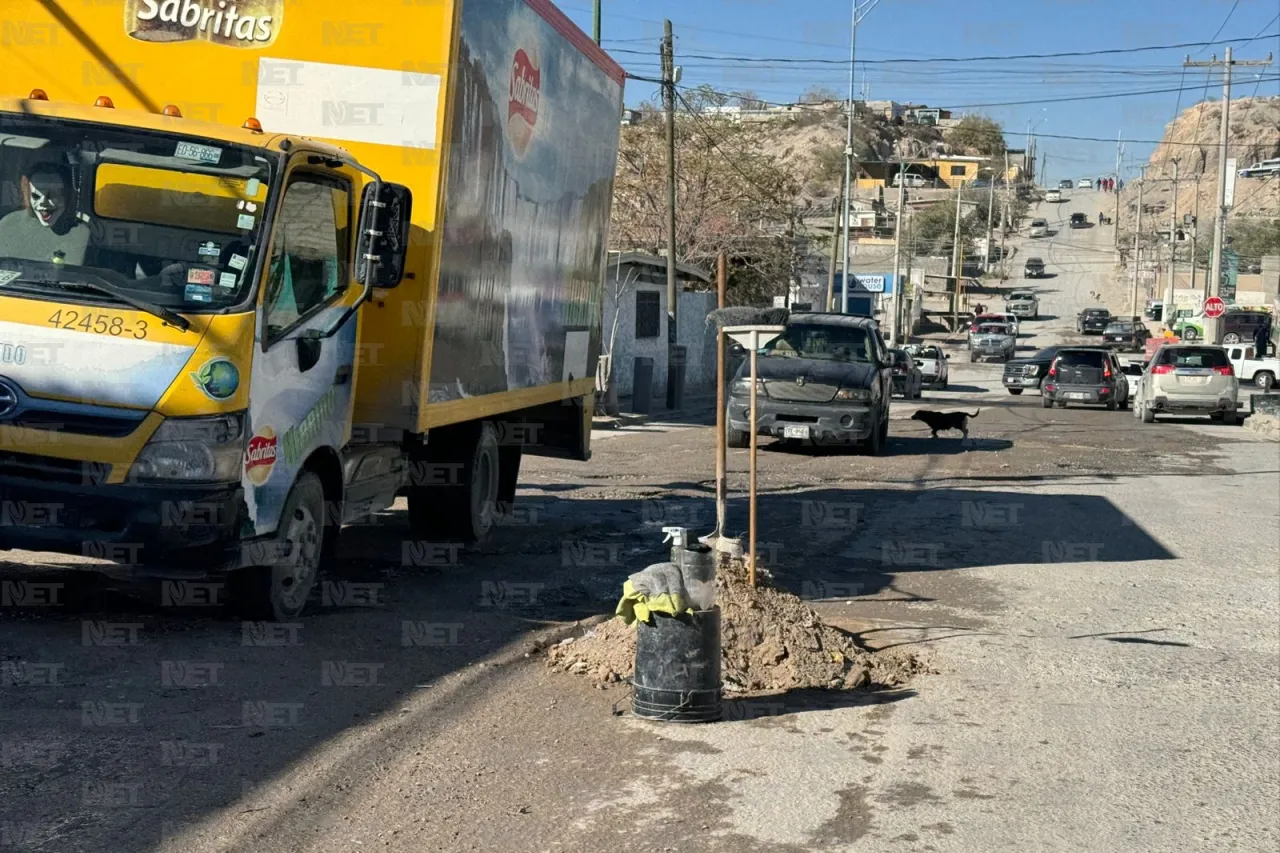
left=1041, top=348, right=1129, bottom=410
left=1077, top=308, right=1112, bottom=334
left=1222, top=310, right=1270, bottom=345
left=1002, top=345, right=1065, bottom=394
left=1070, top=212, right=1088, bottom=228
left=726, top=314, right=893, bottom=454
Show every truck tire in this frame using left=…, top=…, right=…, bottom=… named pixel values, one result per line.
left=1223, top=409, right=1238, bottom=426
left=726, top=416, right=749, bottom=448
left=1256, top=371, right=1275, bottom=391
left=408, top=422, right=500, bottom=544
left=861, top=407, right=886, bottom=456
left=1223, top=333, right=1241, bottom=344
left=232, top=471, right=325, bottom=622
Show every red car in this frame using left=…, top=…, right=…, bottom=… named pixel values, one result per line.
left=969, top=313, right=1004, bottom=334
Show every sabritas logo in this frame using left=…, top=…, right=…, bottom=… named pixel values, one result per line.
left=125, top=0, right=282, bottom=48
left=507, top=47, right=541, bottom=158
left=244, top=426, right=277, bottom=486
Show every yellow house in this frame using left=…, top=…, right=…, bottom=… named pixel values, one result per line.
left=852, top=156, right=994, bottom=191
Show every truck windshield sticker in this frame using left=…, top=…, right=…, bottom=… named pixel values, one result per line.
left=184, top=284, right=212, bottom=303
left=218, top=272, right=238, bottom=289
left=228, top=254, right=247, bottom=271
left=174, top=141, right=223, bottom=164
left=246, top=178, right=262, bottom=198
left=197, top=241, right=221, bottom=258
left=0, top=270, right=21, bottom=287
left=127, top=0, right=281, bottom=48
left=236, top=213, right=256, bottom=230
left=187, top=268, right=215, bottom=285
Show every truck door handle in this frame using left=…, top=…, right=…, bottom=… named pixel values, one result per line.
left=335, top=364, right=352, bottom=385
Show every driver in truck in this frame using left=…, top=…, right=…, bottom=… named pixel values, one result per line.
left=0, top=162, right=91, bottom=265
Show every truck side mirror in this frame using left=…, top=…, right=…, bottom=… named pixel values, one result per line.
left=356, top=181, right=412, bottom=288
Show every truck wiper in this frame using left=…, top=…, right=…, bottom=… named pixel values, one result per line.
left=48, top=277, right=191, bottom=332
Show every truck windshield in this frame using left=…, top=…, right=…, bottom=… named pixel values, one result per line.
left=0, top=114, right=275, bottom=313
left=766, top=323, right=874, bottom=362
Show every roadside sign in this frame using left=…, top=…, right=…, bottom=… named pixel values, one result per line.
left=1204, top=296, right=1226, bottom=319
left=1224, top=159, right=1237, bottom=207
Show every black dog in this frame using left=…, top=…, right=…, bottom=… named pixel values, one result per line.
left=911, top=408, right=980, bottom=439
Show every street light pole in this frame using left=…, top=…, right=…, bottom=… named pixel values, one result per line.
left=839, top=0, right=881, bottom=315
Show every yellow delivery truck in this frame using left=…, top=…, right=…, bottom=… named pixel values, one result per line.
left=0, top=0, right=624, bottom=618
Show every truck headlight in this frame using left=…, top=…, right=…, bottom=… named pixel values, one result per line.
left=731, top=379, right=767, bottom=397
left=835, top=388, right=871, bottom=401
left=130, top=413, right=246, bottom=483
left=1026, top=365, right=1039, bottom=376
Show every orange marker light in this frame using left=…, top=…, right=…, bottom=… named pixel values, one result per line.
left=27, top=88, right=48, bottom=100
left=162, top=104, right=183, bottom=117
left=242, top=117, right=263, bottom=132
left=94, top=96, right=115, bottom=108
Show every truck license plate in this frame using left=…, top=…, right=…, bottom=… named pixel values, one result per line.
left=1068, top=392, right=1088, bottom=400
left=783, top=425, right=811, bottom=439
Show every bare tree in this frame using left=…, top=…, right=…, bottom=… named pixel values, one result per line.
left=599, top=260, right=641, bottom=416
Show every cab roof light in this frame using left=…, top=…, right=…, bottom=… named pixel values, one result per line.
left=242, top=117, right=263, bottom=132
left=162, top=104, right=183, bottom=117
left=94, top=96, right=115, bottom=108
left=27, top=88, right=48, bottom=101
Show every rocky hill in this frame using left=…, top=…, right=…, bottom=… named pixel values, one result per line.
left=1121, top=96, right=1280, bottom=232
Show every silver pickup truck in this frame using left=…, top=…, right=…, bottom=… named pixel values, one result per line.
left=970, top=322, right=1017, bottom=363
left=1006, top=290, right=1039, bottom=319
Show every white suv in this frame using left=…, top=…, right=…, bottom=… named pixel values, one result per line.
left=1135, top=344, right=1240, bottom=425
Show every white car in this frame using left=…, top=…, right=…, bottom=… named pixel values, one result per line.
left=905, top=344, right=949, bottom=390
left=1077, top=178, right=1093, bottom=189
left=992, top=312, right=1021, bottom=336
left=1029, top=218, right=1049, bottom=237
left=1120, top=361, right=1144, bottom=398
left=1045, top=188, right=1062, bottom=203
left=893, top=173, right=931, bottom=188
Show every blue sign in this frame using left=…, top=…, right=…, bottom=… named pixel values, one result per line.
left=833, top=272, right=895, bottom=298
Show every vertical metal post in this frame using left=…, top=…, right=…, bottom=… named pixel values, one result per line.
left=826, top=168, right=846, bottom=311
left=1164, top=160, right=1178, bottom=323
left=1132, top=176, right=1144, bottom=319
left=714, top=252, right=727, bottom=538
left=840, top=0, right=858, bottom=316
left=950, top=181, right=963, bottom=330
left=890, top=157, right=906, bottom=343
left=592, top=0, right=600, bottom=44
left=662, top=20, right=679, bottom=407
left=747, top=332, right=759, bottom=589
left=1207, top=48, right=1232, bottom=344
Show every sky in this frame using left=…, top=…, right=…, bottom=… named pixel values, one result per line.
left=558, top=0, right=1280, bottom=182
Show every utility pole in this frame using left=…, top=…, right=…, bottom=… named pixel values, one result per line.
left=714, top=250, right=727, bottom=539
left=826, top=168, right=846, bottom=311
left=950, top=181, right=964, bottom=330
left=840, top=0, right=881, bottom=316
left=1000, top=149, right=1010, bottom=280
left=1132, top=173, right=1144, bottom=319
left=983, top=161, right=996, bottom=271
left=1163, top=160, right=1178, bottom=325
left=661, top=20, right=679, bottom=409
left=890, top=157, right=906, bottom=342
left=1190, top=174, right=1201, bottom=297
left=592, top=0, right=600, bottom=44
left=1114, top=130, right=1123, bottom=249
left=1185, top=47, right=1274, bottom=342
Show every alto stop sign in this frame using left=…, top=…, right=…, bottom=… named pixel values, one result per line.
left=1203, top=296, right=1226, bottom=318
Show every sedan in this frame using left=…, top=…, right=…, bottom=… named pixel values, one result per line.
left=1077, top=178, right=1093, bottom=189
left=1058, top=179, right=1074, bottom=189
left=889, top=348, right=923, bottom=399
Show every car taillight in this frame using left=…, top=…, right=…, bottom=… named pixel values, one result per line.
left=1213, top=365, right=1234, bottom=376
left=1151, top=364, right=1173, bottom=374
left=1103, top=363, right=1112, bottom=379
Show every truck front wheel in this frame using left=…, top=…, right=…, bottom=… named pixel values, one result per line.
left=232, top=471, right=325, bottom=621
left=408, top=421, right=501, bottom=544
left=1256, top=371, right=1275, bottom=392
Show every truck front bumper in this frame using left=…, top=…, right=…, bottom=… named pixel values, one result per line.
left=728, top=396, right=877, bottom=443
left=0, top=473, right=244, bottom=571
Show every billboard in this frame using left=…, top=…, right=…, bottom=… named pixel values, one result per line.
left=429, top=0, right=625, bottom=402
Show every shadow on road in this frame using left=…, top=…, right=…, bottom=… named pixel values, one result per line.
left=722, top=686, right=917, bottom=721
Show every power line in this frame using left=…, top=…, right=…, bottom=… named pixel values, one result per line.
left=608, top=33, right=1279, bottom=66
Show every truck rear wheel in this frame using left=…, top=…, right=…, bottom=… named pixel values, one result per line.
left=408, top=422, right=501, bottom=544
left=232, top=471, right=325, bottom=621
left=1257, top=371, right=1275, bottom=392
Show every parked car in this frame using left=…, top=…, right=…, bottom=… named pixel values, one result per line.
left=725, top=314, right=893, bottom=452
left=1135, top=344, right=1239, bottom=424
left=889, top=348, right=924, bottom=399
left=1120, top=361, right=1145, bottom=398
left=1041, top=348, right=1129, bottom=410
left=1101, top=321, right=1151, bottom=352
left=1045, top=188, right=1062, bottom=203
left=892, top=172, right=931, bottom=188
left=1069, top=212, right=1088, bottom=228
left=1007, top=289, right=1040, bottom=319
left=970, top=322, right=1016, bottom=363
left=1224, top=344, right=1279, bottom=391
left=1002, top=345, right=1066, bottom=395
left=1029, top=218, right=1049, bottom=237
left=1221, top=310, right=1271, bottom=345
left=1058, top=179, right=1074, bottom=189
left=1144, top=300, right=1163, bottom=322
left=1238, top=158, right=1280, bottom=178
left=1022, top=257, right=1046, bottom=279
left=905, top=343, right=949, bottom=390
left=1077, top=308, right=1112, bottom=334
left=1077, top=178, right=1093, bottom=189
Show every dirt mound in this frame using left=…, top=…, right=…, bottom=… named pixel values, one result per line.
left=546, top=556, right=926, bottom=693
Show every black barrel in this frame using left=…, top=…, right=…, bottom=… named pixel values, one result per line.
left=632, top=606, right=722, bottom=723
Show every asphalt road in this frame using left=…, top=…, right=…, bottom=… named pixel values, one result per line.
left=2, top=190, right=1276, bottom=853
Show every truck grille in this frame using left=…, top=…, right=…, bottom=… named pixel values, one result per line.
left=763, top=381, right=838, bottom=403
left=0, top=451, right=111, bottom=486
left=1003, top=364, right=1032, bottom=379
left=9, top=408, right=145, bottom=439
